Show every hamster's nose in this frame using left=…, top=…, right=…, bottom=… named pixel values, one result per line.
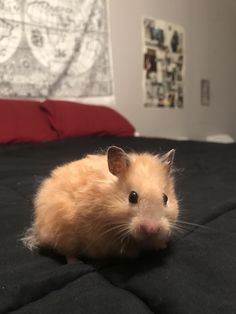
left=140, top=221, right=161, bottom=236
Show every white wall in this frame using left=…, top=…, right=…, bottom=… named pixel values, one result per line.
left=109, top=0, right=236, bottom=140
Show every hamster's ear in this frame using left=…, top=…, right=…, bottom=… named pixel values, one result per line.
left=107, top=146, right=130, bottom=177
left=160, top=149, right=175, bottom=172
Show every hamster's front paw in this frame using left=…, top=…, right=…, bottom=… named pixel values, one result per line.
left=152, top=239, right=168, bottom=251
left=66, top=256, right=79, bottom=264
left=158, top=241, right=167, bottom=249
left=120, top=245, right=140, bottom=258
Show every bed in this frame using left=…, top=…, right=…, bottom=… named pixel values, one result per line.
left=0, top=100, right=235, bottom=314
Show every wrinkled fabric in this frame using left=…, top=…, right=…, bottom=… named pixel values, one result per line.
left=0, top=136, right=235, bottom=314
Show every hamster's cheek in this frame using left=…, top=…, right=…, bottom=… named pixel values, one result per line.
left=165, top=202, right=179, bottom=222
left=128, top=217, right=142, bottom=240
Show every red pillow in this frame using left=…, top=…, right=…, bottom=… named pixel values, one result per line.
left=0, top=99, right=58, bottom=144
left=41, top=100, right=135, bottom=138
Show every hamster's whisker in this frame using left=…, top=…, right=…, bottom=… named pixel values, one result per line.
left=110, top=223, right=131, bottom=243
left=114, top=228, right=130, bottom=241
left=171, top=223, right=188, bottom=230
left=170, top=224, right=186, bottom=232
left=83, top=222, right=130, bottom=253
left=113, top=230, right=131, bottom=252
left=174, top=220, right=212, bottom=230
left=113, top=228, right=129, bottom=238
left=169, top=223, right=187, bottom=235
left=169, top=218, right=212, bottom=230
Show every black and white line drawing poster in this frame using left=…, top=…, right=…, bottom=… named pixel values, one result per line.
left=143, top=17, right=185, bottom=108
left=0, top=0, right=114, bottom=104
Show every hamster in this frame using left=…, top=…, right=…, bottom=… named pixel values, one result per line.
left=22, top=146, right=179, bottom=262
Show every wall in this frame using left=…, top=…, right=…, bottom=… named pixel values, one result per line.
left=109, top=0, right=236, bottom=140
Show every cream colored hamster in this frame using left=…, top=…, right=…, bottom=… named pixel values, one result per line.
left=23, top=146, right=179, bottom=262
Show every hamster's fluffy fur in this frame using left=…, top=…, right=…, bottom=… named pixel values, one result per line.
left=22, top=146, right=179, bottom=260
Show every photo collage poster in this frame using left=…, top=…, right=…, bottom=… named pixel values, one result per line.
left=143, top=17, right=185, bottom=108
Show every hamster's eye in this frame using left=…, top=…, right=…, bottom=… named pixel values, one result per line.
left=163, top=193, right=168, bottom=206
left=129, top=191, right=138, bottom=204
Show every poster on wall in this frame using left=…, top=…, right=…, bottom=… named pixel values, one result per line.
left=0, top=0, right=114, bottom=105
left=142, top=17, right=185, bottom=108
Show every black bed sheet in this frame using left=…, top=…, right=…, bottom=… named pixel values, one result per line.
left=0, top=136, right=235, bottom=314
